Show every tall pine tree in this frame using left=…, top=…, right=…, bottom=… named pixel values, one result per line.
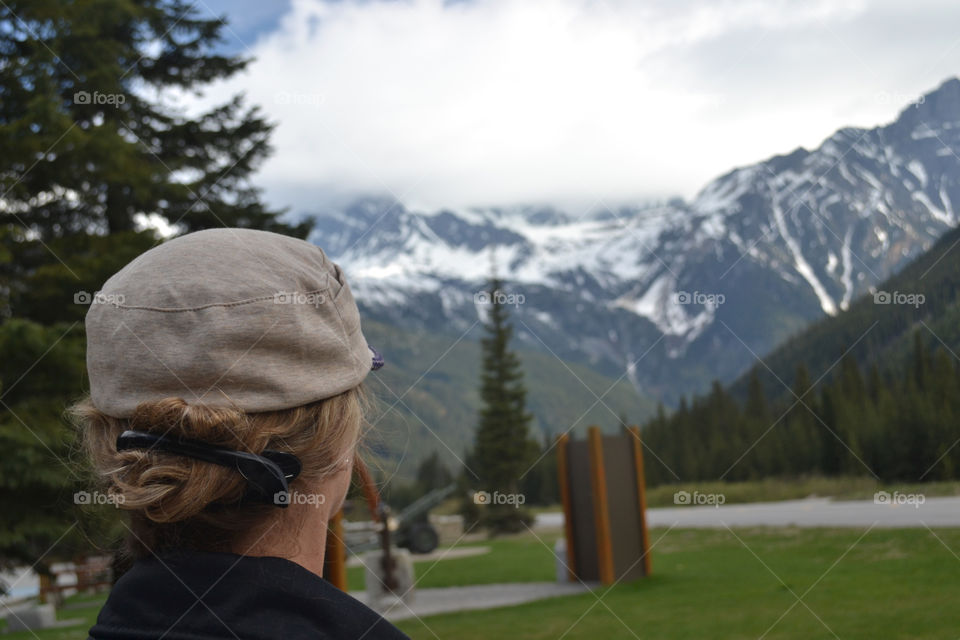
left=469, top=277, right=535, bottom=533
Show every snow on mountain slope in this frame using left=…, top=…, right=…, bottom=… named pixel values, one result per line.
left=310, top=78, right=960, bottom=401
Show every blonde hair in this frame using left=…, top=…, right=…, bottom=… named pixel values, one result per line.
left=72, top=387, right=364, bottom=557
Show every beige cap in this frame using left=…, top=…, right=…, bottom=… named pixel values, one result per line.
left=85, top=228, right=380, bottom=418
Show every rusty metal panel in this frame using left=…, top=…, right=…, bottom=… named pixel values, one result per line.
left=567, top=439, right=598, bottom=581
left=602, top=434, right=645, bottom=582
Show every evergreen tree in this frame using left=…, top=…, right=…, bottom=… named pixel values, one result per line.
left=818, top=386, right=844, bottom=474
left=866, top=363, right=883, bottom=404
left=381, top=451, right=455, bottom=513
left=835, top=353, right=867, bottom=474
left=911, top=331, right=929, bottom=392
left=0, top=0, right=309, bottom=238
left=664, top=397, right=693, bottom=481
left=469, top=277, right=535, bottom=533
left=786, top=363, right=819, bottom=474
left=742, top=369, right=775, bottom=476
left=415, top=450, right=453, bottom=492
left=744, top=369, right=770, bottom=423
left=520, top=436, right=559, bottom=506
left=638, top=321, right=960, bottom=485
left=705, top=381, right=746, bottom=480
left=839, top=353, right=866, bottom=405
left=643, top=402, right=672, bottom=484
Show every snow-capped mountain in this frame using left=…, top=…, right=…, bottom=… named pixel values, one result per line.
left=310, top=78, right=960, bottom=402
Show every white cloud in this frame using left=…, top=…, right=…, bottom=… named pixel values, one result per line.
left=187, top=0, right=960, bottom=212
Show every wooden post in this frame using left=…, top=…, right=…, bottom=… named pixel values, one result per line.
left=38, top=573, right=51, bottom=604
left=556, top=433, right=577, bottom=581
left=629, top=426, right=652, bottom=576
left=587, top=426, right=615, bottom=584
left=324, top=510, right=347, bottom=590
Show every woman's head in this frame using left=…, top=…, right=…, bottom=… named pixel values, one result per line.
left=73, top=229, right=380, bottom=565
left=75, top=389, right=364, bottom=556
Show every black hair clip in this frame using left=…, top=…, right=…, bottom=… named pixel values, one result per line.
left=116, top=430, right=302, bottom=507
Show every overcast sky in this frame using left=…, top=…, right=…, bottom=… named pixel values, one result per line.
left=191, top=0, right=960, bottom=214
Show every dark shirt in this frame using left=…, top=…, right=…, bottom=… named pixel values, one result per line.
left=89, top=550, right=410, bottom=640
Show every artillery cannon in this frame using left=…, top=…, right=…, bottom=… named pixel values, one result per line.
left=343, top=483, right=458, bottom=555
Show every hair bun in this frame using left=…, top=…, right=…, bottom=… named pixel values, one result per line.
left=87, top=398, right=254, bottom=523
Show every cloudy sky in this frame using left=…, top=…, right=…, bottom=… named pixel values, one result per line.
left=193, top=0, right=960, bottom=214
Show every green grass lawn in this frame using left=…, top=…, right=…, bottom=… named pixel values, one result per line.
left=397, top=527, right=960, bottom=639
left=7, top=526, right=960, bottom=639
left=347, top=535, right=558, bottom=591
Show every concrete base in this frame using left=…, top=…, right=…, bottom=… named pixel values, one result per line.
left=361, top=548, right=415, bottom=611
left=554, top=538, right=571, bottom=583
left=6, top=603, right=56, bottom=631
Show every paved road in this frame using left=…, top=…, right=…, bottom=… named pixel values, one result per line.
left=347, top=545, right=490, bottom=568
left=352, top=582, right=594, bottom=621
left=535, top=496, right=960, bottom=529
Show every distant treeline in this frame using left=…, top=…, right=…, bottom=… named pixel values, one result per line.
left=641, top=332, right=960, bottom=485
